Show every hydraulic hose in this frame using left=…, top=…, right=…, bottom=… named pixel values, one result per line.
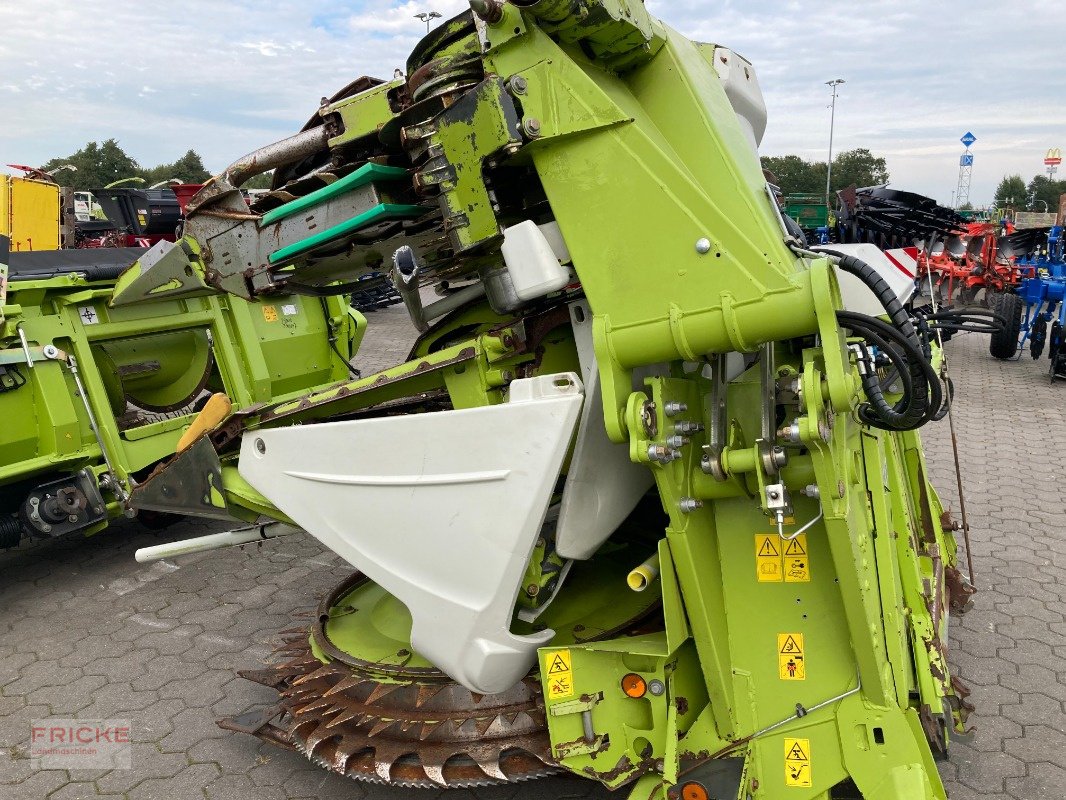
left=798, top=247, right=940, bottom=430
left=838, top=311, right=938, bottom=430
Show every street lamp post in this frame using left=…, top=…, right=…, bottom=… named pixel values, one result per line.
left=414, top=11, right=442, bottom=33
left=824, top=78, right=845, bottom=208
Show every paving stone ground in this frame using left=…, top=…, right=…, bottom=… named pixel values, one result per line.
left=1, top=307, right=1063, bottom=799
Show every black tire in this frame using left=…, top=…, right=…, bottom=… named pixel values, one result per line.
left=989, top=292, right=1023, bottom=360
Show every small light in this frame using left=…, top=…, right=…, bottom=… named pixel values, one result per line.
left=681, top=782, right=709, bottom=800
left=621, top=673, right=647, bottom=698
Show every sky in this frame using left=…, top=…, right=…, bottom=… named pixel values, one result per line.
left=1, top=0, right=1063, bottom=207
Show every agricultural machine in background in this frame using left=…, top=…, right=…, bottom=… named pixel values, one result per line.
left=0, top=231, right=361, bottom=547
left=987, top=224, right=1066, bottom=377
left=111, top=2, right=978, bottom=798
left=74, top=187, right=183, bottom=248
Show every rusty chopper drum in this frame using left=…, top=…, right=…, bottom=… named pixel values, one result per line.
left=223, top=540, right=663, bottom=788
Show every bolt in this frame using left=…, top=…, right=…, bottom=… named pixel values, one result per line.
left=648, top=679, right=666, bottom=696
left=68, top=514, right=78, bottom=523
left=508, top=75, right=528, bottom=95
left=695, top=237, right=712, bottom=254
left=674, top=421, right=703, bottom=434
left=29, top=497, right=39, bottom=506
left=43, top=344, right=59, bottom=359
left=641, top=400, right=658, bottom=437
left=666, top=435, right=689, bottom=449
left=522, top=118, right=542, bottom=138
left=526, top=583, right=540, bottom=597
left=647, top=444, right=670, bottom=463
left=679, top=497, right=703, bottom=513
left=663, top=401, right=688, bottom=417
left=255, top=439, right=266, bottom=454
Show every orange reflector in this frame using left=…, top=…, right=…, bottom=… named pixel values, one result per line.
left=681, top=782, right=709, bottom=800
left=621, top=673, right=647, bottom=698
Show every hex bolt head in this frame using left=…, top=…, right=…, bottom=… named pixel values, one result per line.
left=679, top=497, right=703, bottom=513
left=664, top=401, right=688, bottom=417
left=695, top=237, right=712, bottom=254
left=508, top=75, right=528, bottom=95
left=43, top=344, right=59, bottom=359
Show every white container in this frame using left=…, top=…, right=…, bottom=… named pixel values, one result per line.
left=502, top=220, right=572, bottom=301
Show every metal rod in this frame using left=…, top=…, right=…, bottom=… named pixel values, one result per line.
left=135, top=522, right=300, bottom=563
left=825, top=78, right=845, bottom=208
left=16, top=323, right=33, bottom=368
left=924, top=264, right=976, bottom=588
left=64, top=354, right=127, bottom=501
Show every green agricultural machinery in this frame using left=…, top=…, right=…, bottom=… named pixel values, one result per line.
left=100, top=1, right=975, bottom=797
left=0, top=236, right=360, bottom=546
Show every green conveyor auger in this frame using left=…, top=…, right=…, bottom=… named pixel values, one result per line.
left=118, top=2, right=976, bottom=797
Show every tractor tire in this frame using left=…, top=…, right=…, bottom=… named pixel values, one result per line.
left=989, top=292, right=1023, bottom=360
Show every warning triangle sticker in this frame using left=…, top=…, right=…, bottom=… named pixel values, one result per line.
left=780, top=635, right=802, bottom=654
left=784, top=538, right=806, bottom=556
left=758, top=538, right=780, bottom=557
left=786, top=742, right=808, bottom=761
left=548, top=655, right=569, bottom=674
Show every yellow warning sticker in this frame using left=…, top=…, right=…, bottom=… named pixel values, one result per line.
left=262, top=305, right=278, bottom=322
left=784, top=737, right=812, bottom=787
left=778, top=633, right=805, bottom=680
left=755, top=534, right=783, bottom=582
left=783, top=534, right=810, bottom=583
left=544, top=649, right=574, bottom=700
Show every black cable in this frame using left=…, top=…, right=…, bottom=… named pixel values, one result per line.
left=318, top=297, right=361, bottom=380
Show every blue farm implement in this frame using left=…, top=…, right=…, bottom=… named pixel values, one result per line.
left=987, top=224, right=1066, bottom=379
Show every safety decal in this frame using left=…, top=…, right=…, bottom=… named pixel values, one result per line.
left=783, top=737, right=812, bottom=787
left=544, top=649, right=574, bottom=700
left=755, top=534, right=783, bottom=582
left=783, top=534, right=810, bottom=583
left=262, top=305, right=278, bottom=322
left=778, top=633, right=805, bottom=680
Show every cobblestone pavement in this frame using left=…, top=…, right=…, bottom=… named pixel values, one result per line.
left=1, top=309, right=1063, bottom=799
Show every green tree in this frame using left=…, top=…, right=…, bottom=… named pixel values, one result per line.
left=242, top=171, right=274, bottom=190
left=830, top=148, right=889, bottom=192
left=993, top=174, right=1027, bottom=208
left=761, top=148, right=890, bottom=197
left=41, top=139, right=142, bottom=190
left=1026, top=174, right=1066, bottom=212
left=144, top=150, right=211, bottom=185
left=761, top=154, right=822, bottom=196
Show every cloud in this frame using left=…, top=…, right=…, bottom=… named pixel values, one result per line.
left=1, top=0, right=1063, bottom=205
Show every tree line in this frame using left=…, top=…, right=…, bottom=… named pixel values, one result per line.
left=992, top=173, right=1066, bottom=212
left=36, top=139, right=274, bottom=190
left=760, top=148, right=890, bottom=197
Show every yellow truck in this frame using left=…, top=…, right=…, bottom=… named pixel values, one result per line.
left=0, top=172, right=62, bottom=251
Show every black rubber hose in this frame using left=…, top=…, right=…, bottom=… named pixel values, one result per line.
left=837, top=311, right=940, bottom=430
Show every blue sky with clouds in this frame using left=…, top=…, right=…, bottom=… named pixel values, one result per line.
left=1, top=0, right=1063, bottom=205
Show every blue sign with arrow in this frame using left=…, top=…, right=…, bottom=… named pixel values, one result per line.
left=960, top=132, right=977, bottom=148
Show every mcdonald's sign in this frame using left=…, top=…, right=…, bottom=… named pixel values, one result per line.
left=1046, top=147, right=1063, bottom=167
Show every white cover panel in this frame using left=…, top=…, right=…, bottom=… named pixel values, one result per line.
left=238, top=373, right=584, bottom=694
left=556, top=302, right=655, bottom=560
left=815, top=243, right=917, bottom=316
